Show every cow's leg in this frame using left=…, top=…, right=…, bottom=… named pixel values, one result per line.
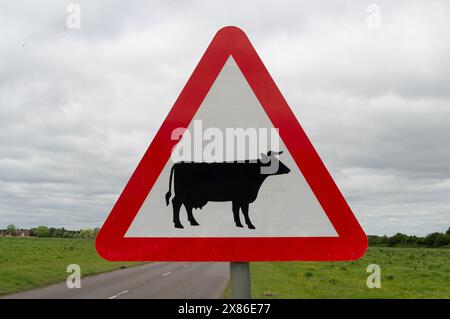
left=232, top=201, right=243, bottom=228
left=172, top=197, right=183, bottom=229
left=185, top=204, right=199, bottom=226
left=241, top=202, right=255, bottom=229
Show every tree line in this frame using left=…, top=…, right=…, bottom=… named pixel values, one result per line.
left=368, top=227, right=450, bottom=248
left=1, top=225, right=99, bottom=239
left=2, top=224, right=449, bottom=246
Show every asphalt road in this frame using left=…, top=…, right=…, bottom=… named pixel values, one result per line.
left=2, top=262, right=229, bottom=299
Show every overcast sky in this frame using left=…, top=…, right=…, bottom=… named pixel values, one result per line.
left=0, top=1, right=449, bottom=235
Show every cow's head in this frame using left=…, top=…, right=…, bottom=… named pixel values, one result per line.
left=260, top=151, right=291, bottom=175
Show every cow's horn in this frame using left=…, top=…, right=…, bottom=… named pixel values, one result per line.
left=267, top=150, right=283, bottom=156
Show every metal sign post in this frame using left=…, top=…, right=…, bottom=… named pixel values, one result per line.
left=230, top=262, right=251, bottom=299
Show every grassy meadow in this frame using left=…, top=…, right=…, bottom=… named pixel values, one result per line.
left=225, top=247, right=450, bottom=298
left=0, top=237, right=139, bottom=295
left=1, top=237, right=449, bottom=298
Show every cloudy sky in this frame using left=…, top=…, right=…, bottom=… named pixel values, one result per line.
left=1, top=1, right=449, bottom=236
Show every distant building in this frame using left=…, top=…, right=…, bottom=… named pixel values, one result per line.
left=18, top=229, right=30, bottom=237
left=0, top=229, right=30, bottom=237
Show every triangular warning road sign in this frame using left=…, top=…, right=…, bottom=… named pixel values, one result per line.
left=96, top=26, right=367, bottom=261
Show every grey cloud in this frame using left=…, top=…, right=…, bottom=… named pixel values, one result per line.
left=0, top=1, right=449, bottom=235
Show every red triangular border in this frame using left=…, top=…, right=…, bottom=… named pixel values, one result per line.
left=96, top=26, right=367, bottom=261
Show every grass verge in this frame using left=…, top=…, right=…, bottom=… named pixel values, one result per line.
left=0, top=237, right=140, bottom=295
left=224, top=247, right=450, bottom=298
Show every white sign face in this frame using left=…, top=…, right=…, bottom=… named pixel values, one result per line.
left=125, top=57, right=337, bottom=238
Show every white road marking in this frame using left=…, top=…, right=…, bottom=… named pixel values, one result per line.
left=162, top=271, right=171, bottom=277
left=183, top=264, right=189, bottom=268
left=108, top=290, right=128, bottom=299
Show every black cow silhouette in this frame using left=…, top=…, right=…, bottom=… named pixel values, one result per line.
left=165, top=151, right=290, bottom=229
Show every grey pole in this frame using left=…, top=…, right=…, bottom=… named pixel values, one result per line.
left=230, top=262, right=251, bottom=299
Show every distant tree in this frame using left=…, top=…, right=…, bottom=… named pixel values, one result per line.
left=406, top=235, right=418, bottom=246
left=379, top=235, right=389, bottom=245
left=416, top=236, right=425, bottom=246
left=29, top=228, right=36, bottom=236
left=35, top=226, right=50, bottom=237
left=387, top=233, right=408, bottom=247
left=368, top=235, right=386, bottom=246
left=423, top=232, right=447, bottom=248
left=387, top=237, right=397, bottom=247
left=446, top=227, right=450, bottom=236
left=54, top=228, right=65, bottom=238
left=434, top=233, right=450, bottom=247
left=78, top=228, right=98, bottom=239
left=48, top=227, right=56, bottom=237
left=63, top=230, right=74, bottom=238
left=79, top=229, right=88, bottom=239
left=424, top=233, right=435, bottom=247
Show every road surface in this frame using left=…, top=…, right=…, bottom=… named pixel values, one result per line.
left=2, top=262, right=229, bottom=299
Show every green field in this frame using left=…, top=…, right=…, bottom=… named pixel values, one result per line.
left=0, top=237, right=139, bottom=296
left=225, top=247, right=450, bottom=298
left=1, top=238, right=449, bottom=298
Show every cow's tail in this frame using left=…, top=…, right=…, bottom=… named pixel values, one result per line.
left=165, top=164, right=176, bottom=206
